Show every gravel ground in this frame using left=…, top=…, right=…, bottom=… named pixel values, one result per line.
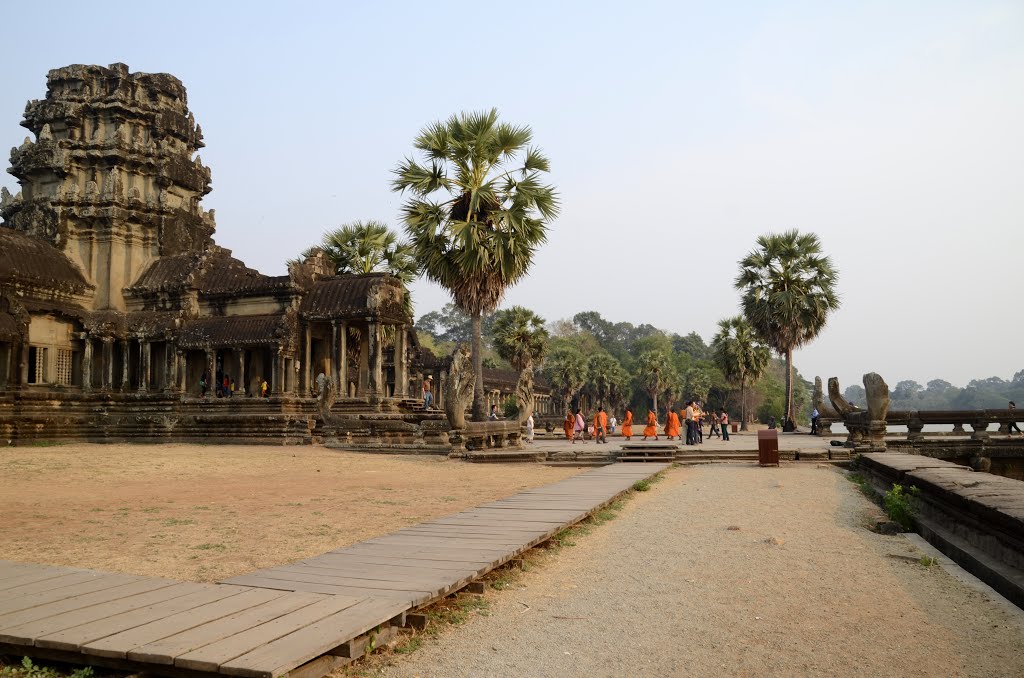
left=376, top=464, right=1024, bottom=678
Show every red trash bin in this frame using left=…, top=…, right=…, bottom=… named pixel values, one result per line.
left=757, top=429, right=779, bottom=467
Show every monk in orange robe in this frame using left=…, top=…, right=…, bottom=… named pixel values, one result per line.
left=592, top=406, right=609, bottom=443
left=563, top=412, right=574, bottom=441
left=664, top=408, right=681, bottom=440
left=643, top=410, right=658, bottom=440
left=621, top=409, right=634, bottom=440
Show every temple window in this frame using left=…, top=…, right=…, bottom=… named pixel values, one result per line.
left=28, top=347, right=47, bottom=384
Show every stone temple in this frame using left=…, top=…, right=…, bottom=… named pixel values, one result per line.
left=0, top=63, right=446, bottom=448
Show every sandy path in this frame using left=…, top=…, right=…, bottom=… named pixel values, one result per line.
left=380, top=465, right=1024, bottom=677
left=0, top=443, right=581, bottom=582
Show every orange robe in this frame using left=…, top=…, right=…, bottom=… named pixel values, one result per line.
left=665, top=411, right=681, bottom=438
left=621, top=411, right=633, bottom=438
left=593, top=411, right=608, bottom=433
left=563, top=414, right=574, bottom=441
left=643, top=411, right=658, bottom=437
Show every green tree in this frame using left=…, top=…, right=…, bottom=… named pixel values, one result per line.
left=684, top=367, right=712, bottom=405
left=393, top=109, right=559, bottom=420
left=636, top=350, right=672, bottom=416
left=296, top=220, right=419, bottom=315
left=736, top=230, right=840, bottom=425
left=711, top=316, right=771, bottom=430
left=587, top=352, right=622, bottom=408
left=543, top=344, right=587, bottom=414
left=491, top=306, right=549, bottom=422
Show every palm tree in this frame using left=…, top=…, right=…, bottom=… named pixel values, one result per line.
left=735, top=230, right=840, bottom=425
left=297, top=220, right=419, bottom=316
left=393, top=109, right=559, bottom=420
left=711, top=316, right=771, bottom=431
left=543, top=345, right=587, bottom=414
left=587, top=353, right=623, bottom=408
left=636, top=350, right=672, bottom=417
left=491, top=306, right=549, bottom=422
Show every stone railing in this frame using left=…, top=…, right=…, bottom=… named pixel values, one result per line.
left=449, top=420, right=523, bottom=452
left=882, top=409, right=1021, bottom=440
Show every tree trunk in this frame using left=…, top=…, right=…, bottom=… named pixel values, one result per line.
left=739, top=378, right=748, bottom=431
left=784, top=347, right=794, bottom=424
left=652, top=391, right=658, bottom=419
left=471, top=311, right=486, bottom=421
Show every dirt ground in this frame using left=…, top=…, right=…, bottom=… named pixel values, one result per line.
left=0, top=443, right=582, bottom=583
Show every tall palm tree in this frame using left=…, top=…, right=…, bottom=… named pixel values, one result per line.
left=587, top=353, right=622, bottom=408
left=735, top=230, right=840, bottom=424
left=711, top=316, right=771, bottom=431
left=636, top=350, right=672, bottom=417
left=491, top=306, right=549, bottom=422
left=543, top=345, right=587, bottom=414
left=393, top=109, right=559, bottom=420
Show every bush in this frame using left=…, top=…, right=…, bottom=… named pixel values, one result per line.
left=884, top=483, right=919, bottom=531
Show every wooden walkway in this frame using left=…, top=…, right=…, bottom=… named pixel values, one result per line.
left=0, top=463, right=667, bottom=678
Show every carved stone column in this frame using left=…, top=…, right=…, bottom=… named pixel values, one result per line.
left=331, top=321, right=341, bottom=396
left=177, top=350, right=187, bottom=393
left=394, top=325, right=408, bottom=397
left=103, top=339, right=113, bottom=390
left=273, top=351, right=285, bottom=395
left=237, top=350, right=246, bottom=397
left=339, top=320, right=348, bottom=396
left=205, top=349, right=215, bottom=392
left=81, top=334, right=93, bottom=392
left=303, top=324, right=312, bottom=396
left=970, top=418, right=991, bottom=441
left=367, top=320, right=382, bottom=398
left=907, top=411, right=924, bottom=441
left=139, top=341, right=150, bottom=393
left=120, top=339, right=130, bottom=391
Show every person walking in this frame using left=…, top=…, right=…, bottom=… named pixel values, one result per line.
left=1009, top=401, right=1022, bottom=435
left=621, top=408, right=634, bottom=441
left=721, top=410, right=730, bottom=441
left=708, top=410, right=721, bottom=438
left=664, top=407, right=681, bottom=440
left=563, top=411, right=575, bottom=441
left=199, top=372, right=209, bottom=398
left=593, top=406, right=608, bottom=444
left=422, top=375, right=434, bottom=410
left=643, top=408, right=658, bottom=440
left=609, top=414, right=617, bottom=436
left=684, top=401, right=696, bottom=445
left=525, top=413, right=535, bottom=444
left=811, top=407, right=820, bottom=435
left=574, top=408, right=587, bottom=443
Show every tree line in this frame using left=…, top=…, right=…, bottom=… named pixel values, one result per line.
left=844, top=371, right=1024, bottom=411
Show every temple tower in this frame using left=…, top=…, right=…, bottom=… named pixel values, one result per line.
left=0, top=63, right=214, bottom=310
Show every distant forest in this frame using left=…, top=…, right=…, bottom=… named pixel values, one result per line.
left=842, top=372, right=1024, bottom=411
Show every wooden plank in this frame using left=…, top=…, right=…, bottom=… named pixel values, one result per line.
left=127, top=592, right=324, bottom=665
left=303, top=553, right=490, bottom=576
left=37, top=585, right=249, bottom=652
left=220, top=598, right=409, bottom=678
left=216, top=576, right=427, bottom=605
left=0, top=577, right=166, bottom=627
left=253, top=566, right=473, bottom=596
left=85, top=588, right=289, bottom=659
left=0, top=582, right=194, bottom=644
left=173, top=594, right=366, bottom=673
left=0, top=561, right=38, bottom=580
left=291, top=561, right=478, bottom=582
left=0, top=573, right=142, bottom=610
left=0, top=566, right=80, bottom=593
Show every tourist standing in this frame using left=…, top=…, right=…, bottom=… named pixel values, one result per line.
left=526, top=413, right=535, bottom=444
left=199, top=372, right=209, bottom=398
left=721, top=410, right=730, bottom=441
left=260, top=377, right=269, bottom=398
left=709, top=410, right=721, bottom=438
left=1009, top=401, right=1022, bottom=435
left=422, top=375, right=434, bottom=410
left=609, top=414, right=617, bottom=435
left=622, top=408, right=633, bottom=440
left=684, top=401, right=696, bottom=445
left=811, top=407, right=820, bottom=435
left=643, top=409, right=658, bottom=440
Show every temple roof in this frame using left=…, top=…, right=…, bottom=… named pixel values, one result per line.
left=300, top=273, right=409, bottom=323
left=0, top=229, right=90, bottom=293
left=177, top=314, right=290, bottom=349
left=127, top=248, right=292, bottom=297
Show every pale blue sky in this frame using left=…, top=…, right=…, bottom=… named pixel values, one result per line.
left=2, top=1, right=1022, bottom=388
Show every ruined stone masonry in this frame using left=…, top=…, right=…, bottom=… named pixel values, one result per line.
left=0, top=64, right=448, bottom=449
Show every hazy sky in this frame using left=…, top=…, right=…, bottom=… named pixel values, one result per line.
left=2, top=1, right=1021, bottom=390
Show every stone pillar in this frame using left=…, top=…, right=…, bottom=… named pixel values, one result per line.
left=18, top=341, right=28, bottom=386
left=970, top=418, right=991, bottom=441
left=907, top=411, right=924, bottom=441
left=303, top=324, right=312, bottom=396
left=438, top=371, right=447, bottom=410
left=367, top=320, right=382, bottom=398
left=82, top=335, right=93, bottom=392
left=120, top=339, right=130, bottom=391
left=177, top=351, right=187, bottom=393
left=237, top=350, right=246, bottom=397
left=394, top=325, right=408, bottom=397
left=273, top=351, right=285, bottom=395
left=339, top=321, right=348, bottom=396
left=139, top=341, right=150, bottom=393
left=331, top=321, right=341, bottom=396
left=103, top=339, right=113, bottom=390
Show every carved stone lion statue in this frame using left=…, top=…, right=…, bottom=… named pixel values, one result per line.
left=444, top=344, right=475, bottom=430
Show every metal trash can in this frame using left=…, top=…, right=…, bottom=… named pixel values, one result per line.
left=731, top=423, right=738, bottom=433
left=757, top=429, right=779, bottom=466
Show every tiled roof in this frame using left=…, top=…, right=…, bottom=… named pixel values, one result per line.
left=177, top=314, right=288, bottom=349
left=127, top=249, right=292, bottom=297
left=300, top=273, right=408, bottom=322
left=0, top=228, right=90, bottom=292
